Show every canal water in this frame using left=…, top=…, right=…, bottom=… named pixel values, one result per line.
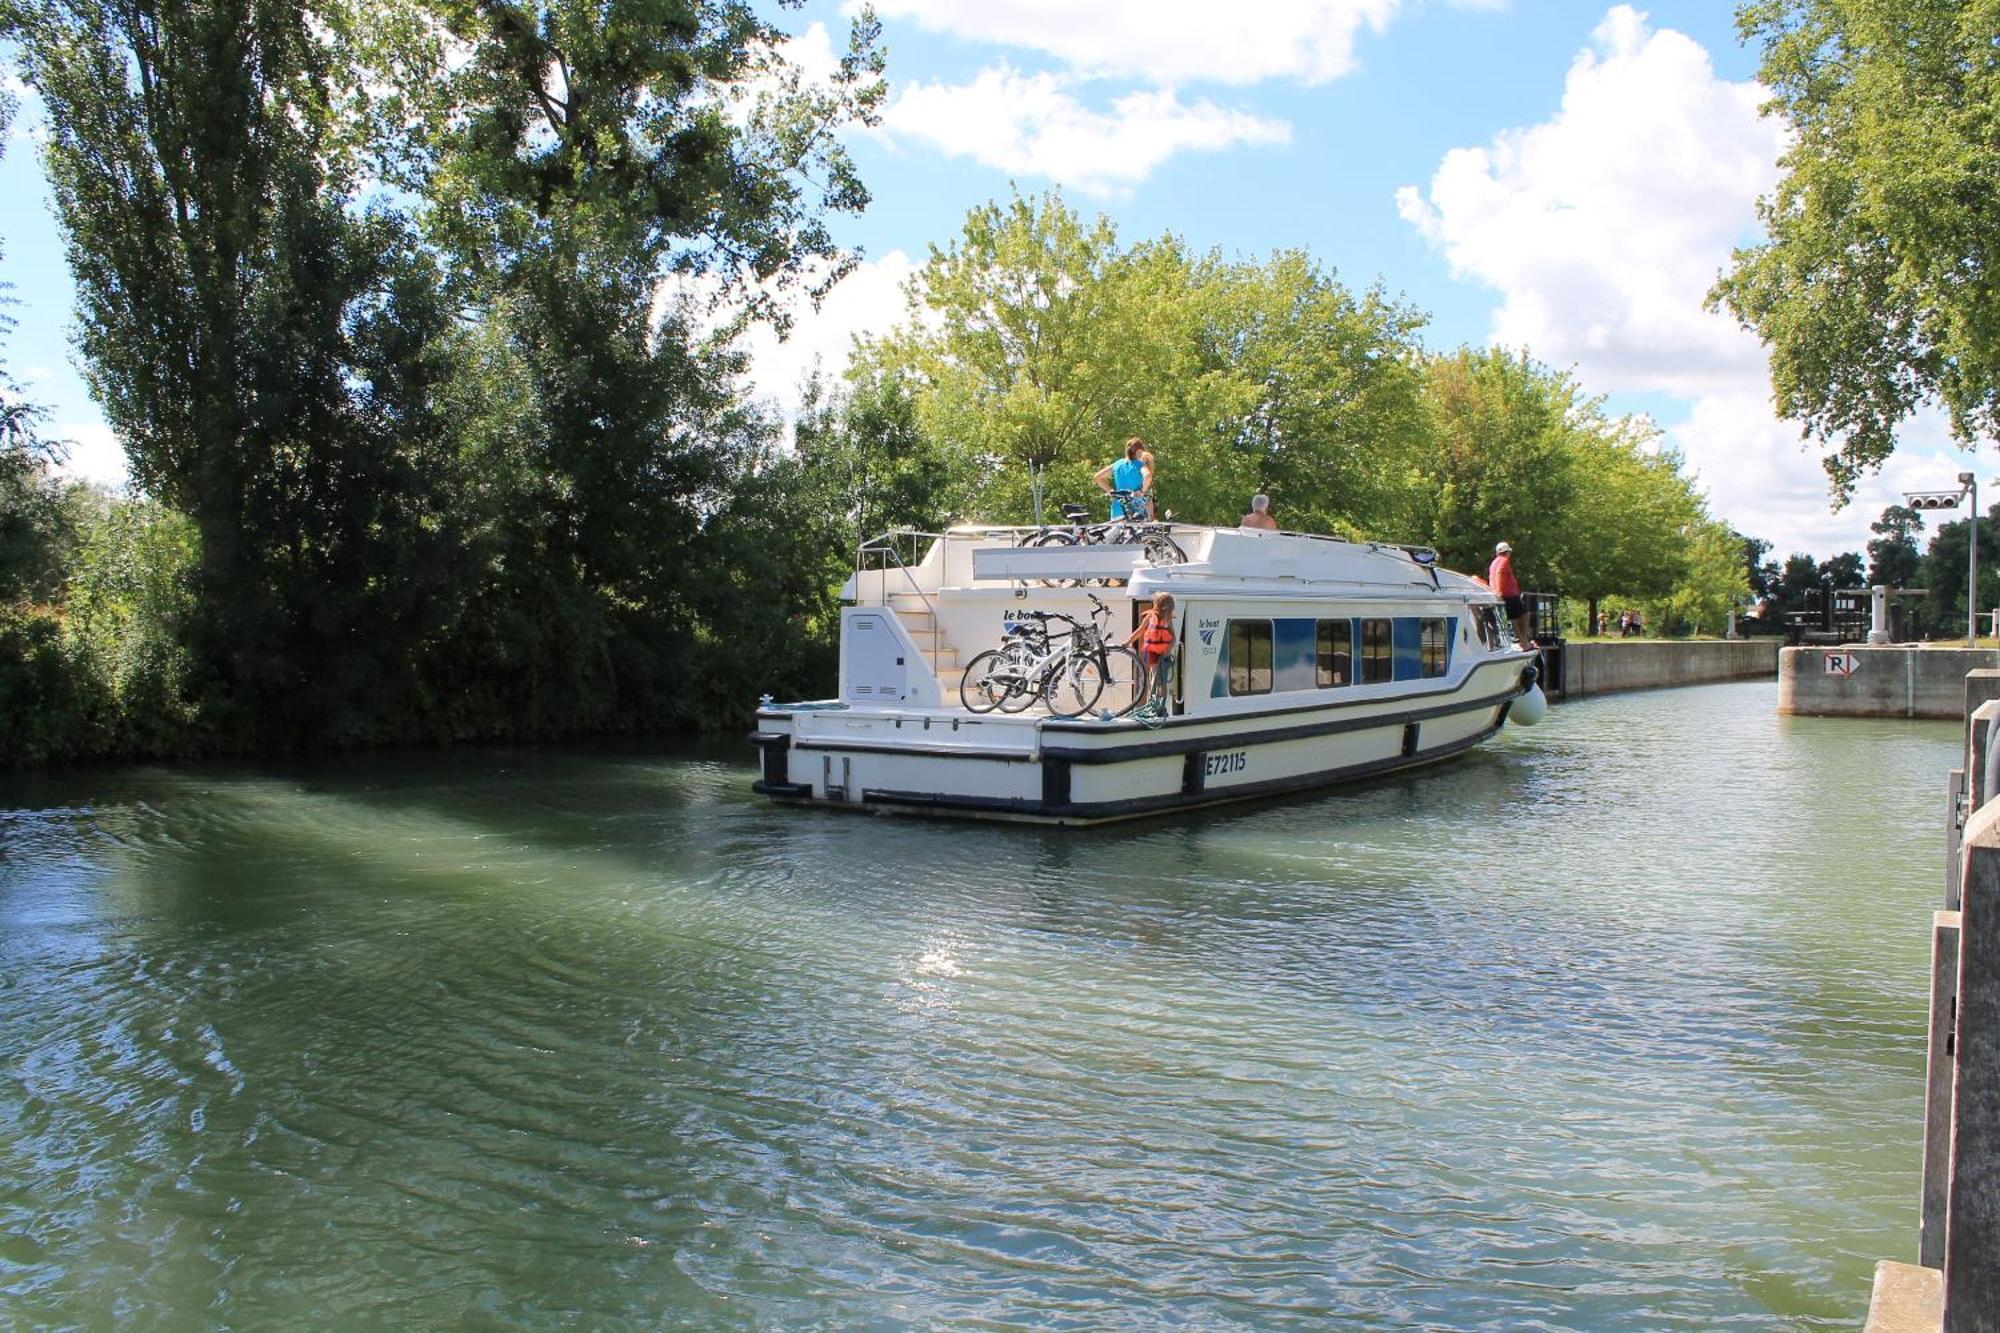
left=0, top=683, right=1954, bottom=1328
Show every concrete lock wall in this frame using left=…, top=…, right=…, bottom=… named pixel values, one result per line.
left=1778, top=646, right=2000, bottom=719
left=1560, top=639, right=1780, bottom=698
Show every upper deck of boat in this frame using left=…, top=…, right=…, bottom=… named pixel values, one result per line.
left=825, top=524, right=1507, bottom=716
left=850, top=523, right=1494, bottom=605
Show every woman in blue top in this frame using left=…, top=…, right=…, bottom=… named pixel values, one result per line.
left=1094, top=438, right=1154, bottom=519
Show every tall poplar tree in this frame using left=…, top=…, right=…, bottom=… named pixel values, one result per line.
left=6, top=0, right=462, bottom=742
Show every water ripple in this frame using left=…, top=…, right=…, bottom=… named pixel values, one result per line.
left=0, top=691, right=1947, bottom=1327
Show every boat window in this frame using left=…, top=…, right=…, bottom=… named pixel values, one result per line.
left=1420, top=618, right=1450, bottom=677
left=1228, top=621, right=1273, bottom=695
left=1360, top=619, right=1393, bottom=684
left=1316, top=619, right=1352, bottom=687
left=1476, top=606, right=1500, bottom=649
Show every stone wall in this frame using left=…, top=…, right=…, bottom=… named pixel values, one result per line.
left=1559, top=639, right=1780, bottom=699
left=1777, top=646, right=2000, bottom=719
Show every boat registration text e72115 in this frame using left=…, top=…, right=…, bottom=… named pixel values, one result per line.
left=1204, top=750, right=1248, bottom=777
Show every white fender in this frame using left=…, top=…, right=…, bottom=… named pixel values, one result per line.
left=1510, top=682, right=1548, bottom=726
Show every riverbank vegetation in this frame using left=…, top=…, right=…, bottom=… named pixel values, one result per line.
left=0, top=1, right=1753, bottom=766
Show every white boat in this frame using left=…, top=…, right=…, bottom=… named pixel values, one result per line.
left=751, top=523, right=1543, bottom=825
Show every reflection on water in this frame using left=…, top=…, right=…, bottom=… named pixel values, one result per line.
left=0, top=686, right=1953, bottom=1328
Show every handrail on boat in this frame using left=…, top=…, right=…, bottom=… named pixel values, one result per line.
left=853, top=529, right=944, bottom=662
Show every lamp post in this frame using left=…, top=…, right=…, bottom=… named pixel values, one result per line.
left=1906, top=474, right=1982, bottom=645
left=1966, top=472, right=1980, bottom=646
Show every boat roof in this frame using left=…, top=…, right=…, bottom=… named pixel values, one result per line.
left=1122, top=527, right=1494, bottom=601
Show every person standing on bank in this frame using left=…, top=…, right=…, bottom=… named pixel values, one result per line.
left=1095, top=438, right=1153, bottom=519
left=1489, top=541, right=1533, bottom=648
left=1240, top=494, right=1277, bottom=530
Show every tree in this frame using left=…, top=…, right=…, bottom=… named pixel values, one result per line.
left=686, top=370, right=975, bottom=721
left=1773, top=552, right=1824, bottom=615
left=1555, top=421, right=1703, bottom=635
left=1196, top=251, right=1429, bottom=536
left=872, top=193, right=1188, bottom=522
left=370, top=0, right=885, bottom=728
left=8, top=0, right=467, bottom=744
left=1867, top=503, right=1925, bottom=588
left=1822, top=551, right=1865, bottom=589
left=1739, top=533, right=1775, bottom=599
left=0, top=85, right=80, bottom=605
left=1711, top=0, right=2000, bottom=497
left=1919, top=507, right=2000, bottom=638
left=1659, top=519, right=1753, bottom=636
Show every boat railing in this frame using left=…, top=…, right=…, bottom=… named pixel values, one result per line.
left=854, top=529, right=945, bottom=661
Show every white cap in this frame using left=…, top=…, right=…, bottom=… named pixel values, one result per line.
left=1495, top=541, right=1512, bottom=553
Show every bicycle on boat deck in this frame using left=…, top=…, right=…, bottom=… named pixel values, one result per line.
left=958, top=593, right=1149, bottom=718
left=1012, top=491, right=1188, bottom=586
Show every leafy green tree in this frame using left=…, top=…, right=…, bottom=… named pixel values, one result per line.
left=1555, top=421, right=1702, bottom=635
left=0, top=78, right=85, bottom=606
left=65, top=498, right=202, bottom=751
left=1409, top=348, right=1583, bottom=584
left=1659, top=518, right=1753, bottom=636
left=370, top=0, right=885, bottom=728
left=793, top=367, right=979, bottom=543
left=1711, top=0, right=2000, bottom=496
left=1772, top=552, right=1824, bottom=614
left=1867, top=503, right=1925, bottom=588
left=874, top=193, right=1185, bottom=522
left=1739, top=533, right=1775, bottom=599
left=1822, top=551, right=1865, bottom=588
left=1918, top=506, right=2000, bottom=637
left=8, top=0, right=467, bottom=744
left=1196, top=251, right=1429, bottom=535
left=682, top=369, right=979, bottom=719
left=872, top=195, right=1432, bottom=531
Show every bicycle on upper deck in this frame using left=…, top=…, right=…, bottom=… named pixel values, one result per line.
left=1011, top=490, right=1186, bottom=586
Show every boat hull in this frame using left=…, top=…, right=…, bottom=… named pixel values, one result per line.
left=752, top=660, right=1528, bottom=826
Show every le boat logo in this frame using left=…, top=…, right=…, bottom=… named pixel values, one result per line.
left=1197, top=617, right=1222, bottom=648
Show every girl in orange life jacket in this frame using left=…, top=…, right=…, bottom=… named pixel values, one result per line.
left=1125, top=592, right=1177, bottom=712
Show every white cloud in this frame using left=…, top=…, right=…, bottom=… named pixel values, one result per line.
left=1392, top=4, right=1952, bottom=555
left=55, top=417, right=129, bottom=489
left=1396, top=5, right=1784, bottom=400
left=4, top=75, right=48, bottom=146
left=731, top=250, right=919, bottom=423
left=853, top=0, right=1402, bottom=87
left=878, top=66, right=1291, bottom=197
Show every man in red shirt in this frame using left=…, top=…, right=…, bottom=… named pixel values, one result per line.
left=1488, top=541, right=1533, bottom=649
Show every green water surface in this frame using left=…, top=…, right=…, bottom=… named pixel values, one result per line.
left=0, top=682, right=1955, bottom=1328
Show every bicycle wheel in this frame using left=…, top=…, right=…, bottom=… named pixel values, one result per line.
left=956, top=648, right=1008, bottom=712
left=1142, top=531, right=1186, bottom=565
left=998, top=658, right=1045, bottom=712
left=1030, top=528, right=1080, bottom=587
left=1042, top=653, right=1106, bottom=718
left=1097, top=645, right=1148, bottom=716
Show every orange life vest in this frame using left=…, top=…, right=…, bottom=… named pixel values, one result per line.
left=1141, top=612, right=1175, bottom=658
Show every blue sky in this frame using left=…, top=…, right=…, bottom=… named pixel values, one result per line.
left=1, top=2, right=1978, bottom=558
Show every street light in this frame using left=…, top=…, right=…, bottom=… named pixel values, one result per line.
left=1905, top=472, right=1981, bottom=644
